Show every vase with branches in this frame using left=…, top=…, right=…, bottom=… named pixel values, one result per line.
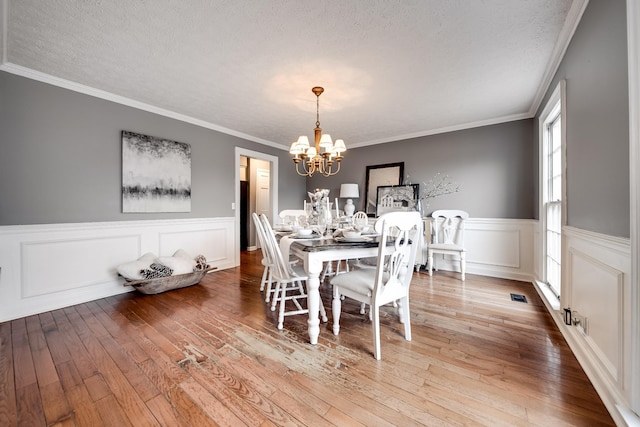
left=408, top=173, right=461, bottom=217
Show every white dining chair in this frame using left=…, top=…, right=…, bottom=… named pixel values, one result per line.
left=427, top=210, right=469, bottom=281
left=352, top=211, right=368, bottom=230
left=254, top=212, right=298, bottom=302
left=278, top=209, right=307, bottom=226
left=252, top=212, right=274, bottom=300
left=321, top=210, right=370, bottom=281
left=260, top=214, right=328, bottom=330
left=348, top=211, right=379, bottom=271
left=330, top=211, right=422, bottom=360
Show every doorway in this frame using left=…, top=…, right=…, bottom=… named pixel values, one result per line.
left=234, top=148, right=279, bottom=266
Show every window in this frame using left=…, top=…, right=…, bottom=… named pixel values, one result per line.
left=539, top=81, right=565, bottom=299
left=546, top=111, right=562, bottom=296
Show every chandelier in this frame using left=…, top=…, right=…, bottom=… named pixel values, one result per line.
left=289, top=86, right=346, bottom=177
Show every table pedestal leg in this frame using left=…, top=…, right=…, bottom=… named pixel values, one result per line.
left=306, top=258, right=323, bottom=345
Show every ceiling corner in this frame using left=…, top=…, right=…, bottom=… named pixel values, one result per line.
left=529, top=0, right=590, bottom=117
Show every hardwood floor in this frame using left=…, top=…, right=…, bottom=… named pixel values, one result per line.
left=0, top=250, right=615, bottom=426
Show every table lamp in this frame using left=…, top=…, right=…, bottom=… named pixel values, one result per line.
left=340, top=183, right=359, bottom=217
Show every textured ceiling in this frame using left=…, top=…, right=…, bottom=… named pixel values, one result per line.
left=0, top=0, right=584, bottom=149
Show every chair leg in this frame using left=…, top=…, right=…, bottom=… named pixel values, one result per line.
left=332, top=287, right=342, bottom=335
left=265, top=269, right=274, bottom=302
left=260, top=266, right=268, bottom=291
left=460, top=252, right=466, bottom=281
left=319, top=297, right=328, bottom=322
left=372, top=306, right=381, bottom=360
left=427, top=250, right=433, bottom=276
left=320, top=300, right=329, bottom=323
left=295, top=278, right=307, bottom=297
left=277, top=283, right=287, bottom=330
left=399, top=296, right=412, bottom=341
left=320, top=261, right=332, bottom=282
left=270, top=282, right=281, bottom=311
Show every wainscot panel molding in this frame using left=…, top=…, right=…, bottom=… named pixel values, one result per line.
left=535, top=226, right=633, bottom=427
left=0, top=217, right=235, bottom=322
left=420, top=218, right=536, bottom=282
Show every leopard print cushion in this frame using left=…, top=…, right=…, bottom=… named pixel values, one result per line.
left=150, top=262, right=173, bottom=276
left=140, top=262, right=173, bottom=279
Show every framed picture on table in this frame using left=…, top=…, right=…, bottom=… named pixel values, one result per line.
left=375, top=184, right=419, bottom=217
left=364, top=162, right=404, bottom=217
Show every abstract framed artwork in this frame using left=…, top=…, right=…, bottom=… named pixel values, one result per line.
left=364, top=162, right=404, bottom=216
left=375, top=184, right=419, bottom=216
left=122, top=131, right=191, bottom=213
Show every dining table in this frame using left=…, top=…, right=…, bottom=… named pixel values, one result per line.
left=280, top=232, right=385, bottom=345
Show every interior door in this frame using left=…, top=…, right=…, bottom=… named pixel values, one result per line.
left=256, top=168, right=270, bottom=219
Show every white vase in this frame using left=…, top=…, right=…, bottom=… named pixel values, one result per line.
left=344, top=199, right=355, bottom=217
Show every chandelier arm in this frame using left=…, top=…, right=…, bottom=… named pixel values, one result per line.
left=323, top=160, right=340, bottom=177
left=295, top=160, right=310, bottom=177
left=331, top=161, right=342, bottom=175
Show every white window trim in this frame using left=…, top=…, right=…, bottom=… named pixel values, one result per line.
left=538, top=80, right=567, bottom=304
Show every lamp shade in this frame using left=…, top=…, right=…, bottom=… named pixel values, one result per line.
left=340, top=183, right=359, bottom=198
left=289, top=142, right=302, bottom=155
left=296, top=135, right=310, bottom=149
left=333, top=139, right=346, bottom=153
left=319, top=134, right=333, bottom=148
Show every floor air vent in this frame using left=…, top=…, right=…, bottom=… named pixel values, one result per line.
left=510, top=293, right=528, bottom=303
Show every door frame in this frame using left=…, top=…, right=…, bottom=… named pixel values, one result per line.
left=234, top=147, right=279, bottom=266
left=627, top=0, right=640, bottom=414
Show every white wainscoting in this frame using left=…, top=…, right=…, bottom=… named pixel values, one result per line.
left=0, top=217, right=235, bottom=322
left=420, top=218, right=536, bottom=282
left=534, top=226, right=635, bottom=426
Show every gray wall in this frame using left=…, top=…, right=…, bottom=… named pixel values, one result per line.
left=2, top=0, right=629, bottom=235
left=538, top=0, right=629, bottom=237
left=0, top=71, right=306, bottom=226
left=308, top=119, right=535, bottom=219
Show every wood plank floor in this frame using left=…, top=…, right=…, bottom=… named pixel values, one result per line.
left=0, top=250, right=615, bottom=426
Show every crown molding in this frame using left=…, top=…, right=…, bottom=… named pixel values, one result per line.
left=348, top=112, right=532, bottom=149
left=528, top=0, right=589, bottom=117
left=3, top=60, right=536, bottom=152
left=0, top=62, right=290, bottom=151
